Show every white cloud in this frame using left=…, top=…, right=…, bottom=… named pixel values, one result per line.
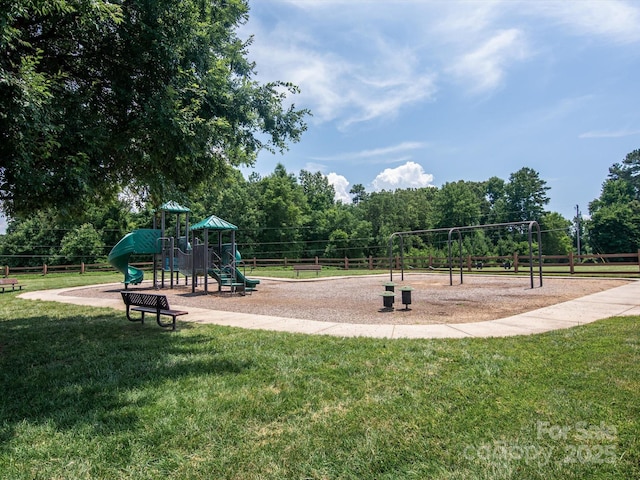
left=527, top=1, right=640, bottom=44
left=371, top=161, right=435, bottom=191
left=248, top=39, right=350, bottom=123
left=302, top=162, right=328, bottom=172
left=579, top=129, right=640, bottom=139
left=341, top=72, right=437, bottom=127
left=243, top=11, right=437, bottom=128
left=312, top=141, right=427, bottom=162
left=244, top=0, right=640, bottom=120
left=448, top=29, right=529, bottom=94
left=432, top=1, right=640, bottom=45
left=431, top=1, right=502, bottom=37
left=326, top=172, right=351, bottom=203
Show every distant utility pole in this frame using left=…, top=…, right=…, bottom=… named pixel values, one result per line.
left=575, top=204, right=581, bottom=259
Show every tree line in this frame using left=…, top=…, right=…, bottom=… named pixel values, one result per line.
left=1, top=151, right=639, bottom=267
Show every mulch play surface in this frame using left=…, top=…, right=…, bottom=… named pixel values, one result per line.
left=67, top=273, right=629, bottom=325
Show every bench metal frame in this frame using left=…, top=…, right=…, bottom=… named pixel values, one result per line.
left=120, top=291, right=188, bottom=330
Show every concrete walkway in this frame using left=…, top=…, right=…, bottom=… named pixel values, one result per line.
left=19, top=279, right=640, bottom=339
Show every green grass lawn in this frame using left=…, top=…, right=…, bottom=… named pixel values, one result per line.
left=5, top=271, right=124, bottom=290
left=0, top=273, right=638, bottom=479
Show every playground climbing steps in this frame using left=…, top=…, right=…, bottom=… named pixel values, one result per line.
left=208, top=267, right=260, bottom=293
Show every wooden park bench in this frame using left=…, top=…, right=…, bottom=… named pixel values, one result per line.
left=0, top=278, right=23, bottom=293
left=120, top=291, right=188, bottom=330
left=293, top=264, right=322, bottom=277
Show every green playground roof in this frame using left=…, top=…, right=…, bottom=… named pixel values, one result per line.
left=160, top=201, right=191, bottom=213
left=190, top=215, right=238, bottom=231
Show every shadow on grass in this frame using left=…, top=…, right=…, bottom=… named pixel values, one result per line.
left=0, top=310, right=252, bottom=443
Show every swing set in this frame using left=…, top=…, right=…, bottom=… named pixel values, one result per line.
left=388, top=221, right=543, bottom=289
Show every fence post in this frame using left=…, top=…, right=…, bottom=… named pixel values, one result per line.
left=81, top=262, right=85, bottom=274
left=368, top=255, right=373, bottom=270
left=569, top=251, right=574, bottom=275
left=284, top=257, right=288, bottom=267
left=43, top=264, right=48, bottom=275
left=467, top=255, right=472, bottom=272
left=4, top=265, right=8, bottom=277
left=637, top=249, right=640, bottom=272
left=315, top=256, right=319, bottom=265
left=513, top=253, right=518, bottom=273
left=344, top=257, right=349, bottom=270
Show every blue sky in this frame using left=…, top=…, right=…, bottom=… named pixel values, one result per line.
left=240, top=0, right=640, bottom=220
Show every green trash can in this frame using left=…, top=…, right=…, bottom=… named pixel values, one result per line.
left=380, top=291, right=395, bottom=311
left=400, top=286, right=413, bottom=311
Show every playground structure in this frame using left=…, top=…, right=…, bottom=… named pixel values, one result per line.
left=188, top=213, right=260, bottom=294
left=389, top=221, right=543, bottom=289
left=107, top=201, right=260, bottom=293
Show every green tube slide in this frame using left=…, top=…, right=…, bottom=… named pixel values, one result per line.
left=234, top=267, right=260, bottom=290
left=108, top=229, right=162, bottom=286
left=220, top=245, right=260, bottom=289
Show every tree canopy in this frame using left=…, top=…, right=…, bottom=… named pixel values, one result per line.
left=588, top=149, right=640, bottom=254
left=0, top=0, right=308, bottom=217
left=503, top=167, right=550, bottom=223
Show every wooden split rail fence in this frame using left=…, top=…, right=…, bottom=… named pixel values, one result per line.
left=2, top=250, right=640, bottom=277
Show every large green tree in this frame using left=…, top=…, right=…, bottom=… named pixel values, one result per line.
left=608, top=149, right=640, bottom=197
left=539, top=211, right=572, bottom=255
left=253, top=164, right=307, bottom=258
left=588, top=149, right=640, bottom=253
left=298, top=170, right=336, bottom=257
left=483, top=176, right=507, bottom=224
left=0, top=211, right=66, bottom=267
left=432, top=181, right=483, bottom=228
left=504, top=167, right=550, bottom=223
left=298, top=170, right=335, bottom=212
left=1, top=0, right=308, bottom=217
left=356, top=187, right=437, bottom=256
left=58, top=223, right=105, bottom=264
left=588, top=202, right=640, bottom=254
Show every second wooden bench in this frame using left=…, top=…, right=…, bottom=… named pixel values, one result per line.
left=0, top=278, right=23, bottom=293
left=293, top=264, right=322, bottom=277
